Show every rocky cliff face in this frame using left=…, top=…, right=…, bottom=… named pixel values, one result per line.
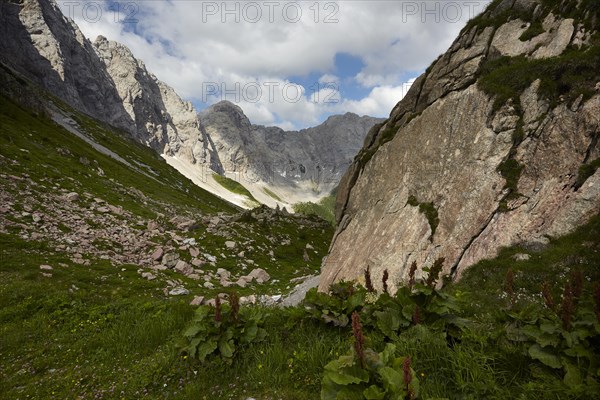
left=92, top=36, right=210, bottom=164
left=0, top=0, right=133, bottom=131
left=320, top=0, right=600, bottom=292
left=200, top=101, right=384, bottom=197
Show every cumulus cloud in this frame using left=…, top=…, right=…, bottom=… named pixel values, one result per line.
left=57, top=0, right=492, bottom=128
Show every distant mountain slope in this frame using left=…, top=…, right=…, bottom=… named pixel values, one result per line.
left=197, top=101, right=384, bottom=207
left=320, top=0, right=600, bottom=291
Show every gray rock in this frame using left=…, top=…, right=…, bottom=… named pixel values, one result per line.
left=141, top=272, right=156, bottom=280
left=189, top=247, right=200, bottom=258
left=235, top=277, right=250, bottom=288
left=225, top=241, right=236, bottom=249
left=190, top=296, right=204, bottom=306
left=248, top=268, right=270, bottom=284
left=216, top=268, right=230, bottom=279
left=203, top=281, right=215, bottom=289
left=39, top=264, right=53, bottom=271
left=169, top=287, right=189, bottom=296
left=204, top=253, right=217, bottom=263
left=200, top=101, right=383, bottom=202
left=147, top=220, right=158, bottom=231
left=65, top=192, right=79, bottom=202
left=281, top=275, right=320, bottom=307
left=512, top=253, right=531, bottom=261
left=191, top=258, right=205, bottom=267
left=162, top=252, right=180, bottom=268
left=151, top=247, right=164, bottom=261
left=174, top=260, right=194, bottom=276
left=240, top=295, right=257, bottom=305
left=183, top=237, right=197, bottom=246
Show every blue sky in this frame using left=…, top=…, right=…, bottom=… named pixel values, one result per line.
left=58, top=0, right=492, bottom=129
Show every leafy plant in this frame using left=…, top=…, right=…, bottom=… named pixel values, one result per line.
left=303, top=282, right=368, bottom=327
left=321, top=312, right=420, bottom=400
left=502, top=276, right=600, bottom=392
left=182, top=296, right=268, bottom=364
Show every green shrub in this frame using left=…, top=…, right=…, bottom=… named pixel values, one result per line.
left=574, top=157, right=600, bottom=189
left=407, top=196, right=439, bottom=236
left=293, top=194, right=336, bottom=225
left=182, top=297, right=268, bottom=364
left=519, top=20, right=545, bottom=41
left=321, top=313, right=420, bottom=400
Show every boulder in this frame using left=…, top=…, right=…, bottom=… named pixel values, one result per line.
left=162, top=252, right=180, bottom=268
left=248, top=268, right=270, bottom=284
left=174, top=260, right=194, bottom=276
left=65, top=192, right=79, bottom=202
left=190, top=296, right=204, bottom=306
left=169, top=287, right=189, bottom=296
left=151, top=247, right=164, bottom=261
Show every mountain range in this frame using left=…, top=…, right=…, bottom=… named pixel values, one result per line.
left=0, top=0, right=382, bottom=210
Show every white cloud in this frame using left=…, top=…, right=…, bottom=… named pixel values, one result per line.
left=56, top=0, right=492, bottom=128
left=338, top=79, right=416, bottom=117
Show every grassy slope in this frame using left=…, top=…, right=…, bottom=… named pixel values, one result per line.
left=213, top=174, right=260, bottom=206
left=2, top=208, right=597, bottom=398
left=293, top=194, right=336, bottom=225
left=0, top=97, right=237, bottom=219
left=0, top=73, right=335, bottom=398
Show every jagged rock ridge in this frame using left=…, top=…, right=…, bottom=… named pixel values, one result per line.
left=320, top=0, right=600, bottom=292
left=201, top=101, right=384, bottom=197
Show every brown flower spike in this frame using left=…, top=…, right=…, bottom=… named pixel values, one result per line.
left=364, top=266, right=375, bottom=293
left=403, top=357, right=414, bottom=400
left=214, top=295, right=222, bottom=323
left=351, top=311, right=365, bottom=369
left=382, top=269, right=389, bottom=294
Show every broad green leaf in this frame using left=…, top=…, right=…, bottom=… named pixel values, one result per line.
left=197, top=340, right=217, bottom=361
left=336, top=386, right=367, bottom=400
left=563, top=363, right=583, bottom=387
left=242, top=324, right=258, bottom=343
left=563, top=343, right=590, bottom=359
left=323, top=313, right=349, bottom=327
left=320, top=377, right=339, bottom=400
left=539, top=322, right=559, bottom=334
left=184, top=324, right=203, bottom=337
left=380, top=343, right=396, bottom=365
left=375, top=310, right=400, bottom=338
left=363, top=385, right=386, bottom=399
left=528, top=344, right=561, bottom=369
left=347, top=292, right=366, bottom=311
left=378, top=366, right=403, bottom=392
left=328, top=365, right=369, bottom=385
left=187, top=337, right=201, bottom=358
left=219, top=338, right=235, bottom=359
left=402, top=304, right=416, bottom=321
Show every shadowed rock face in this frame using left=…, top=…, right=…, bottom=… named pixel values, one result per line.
left=0, top=0, right=133, bottom=132
left=92, top=36, right=210, bottom=164
left=320, top=0, right=600, bottom=292
left=200, top=101, right=384, bottom=195
left=0, top=0, right=211, bottom=167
